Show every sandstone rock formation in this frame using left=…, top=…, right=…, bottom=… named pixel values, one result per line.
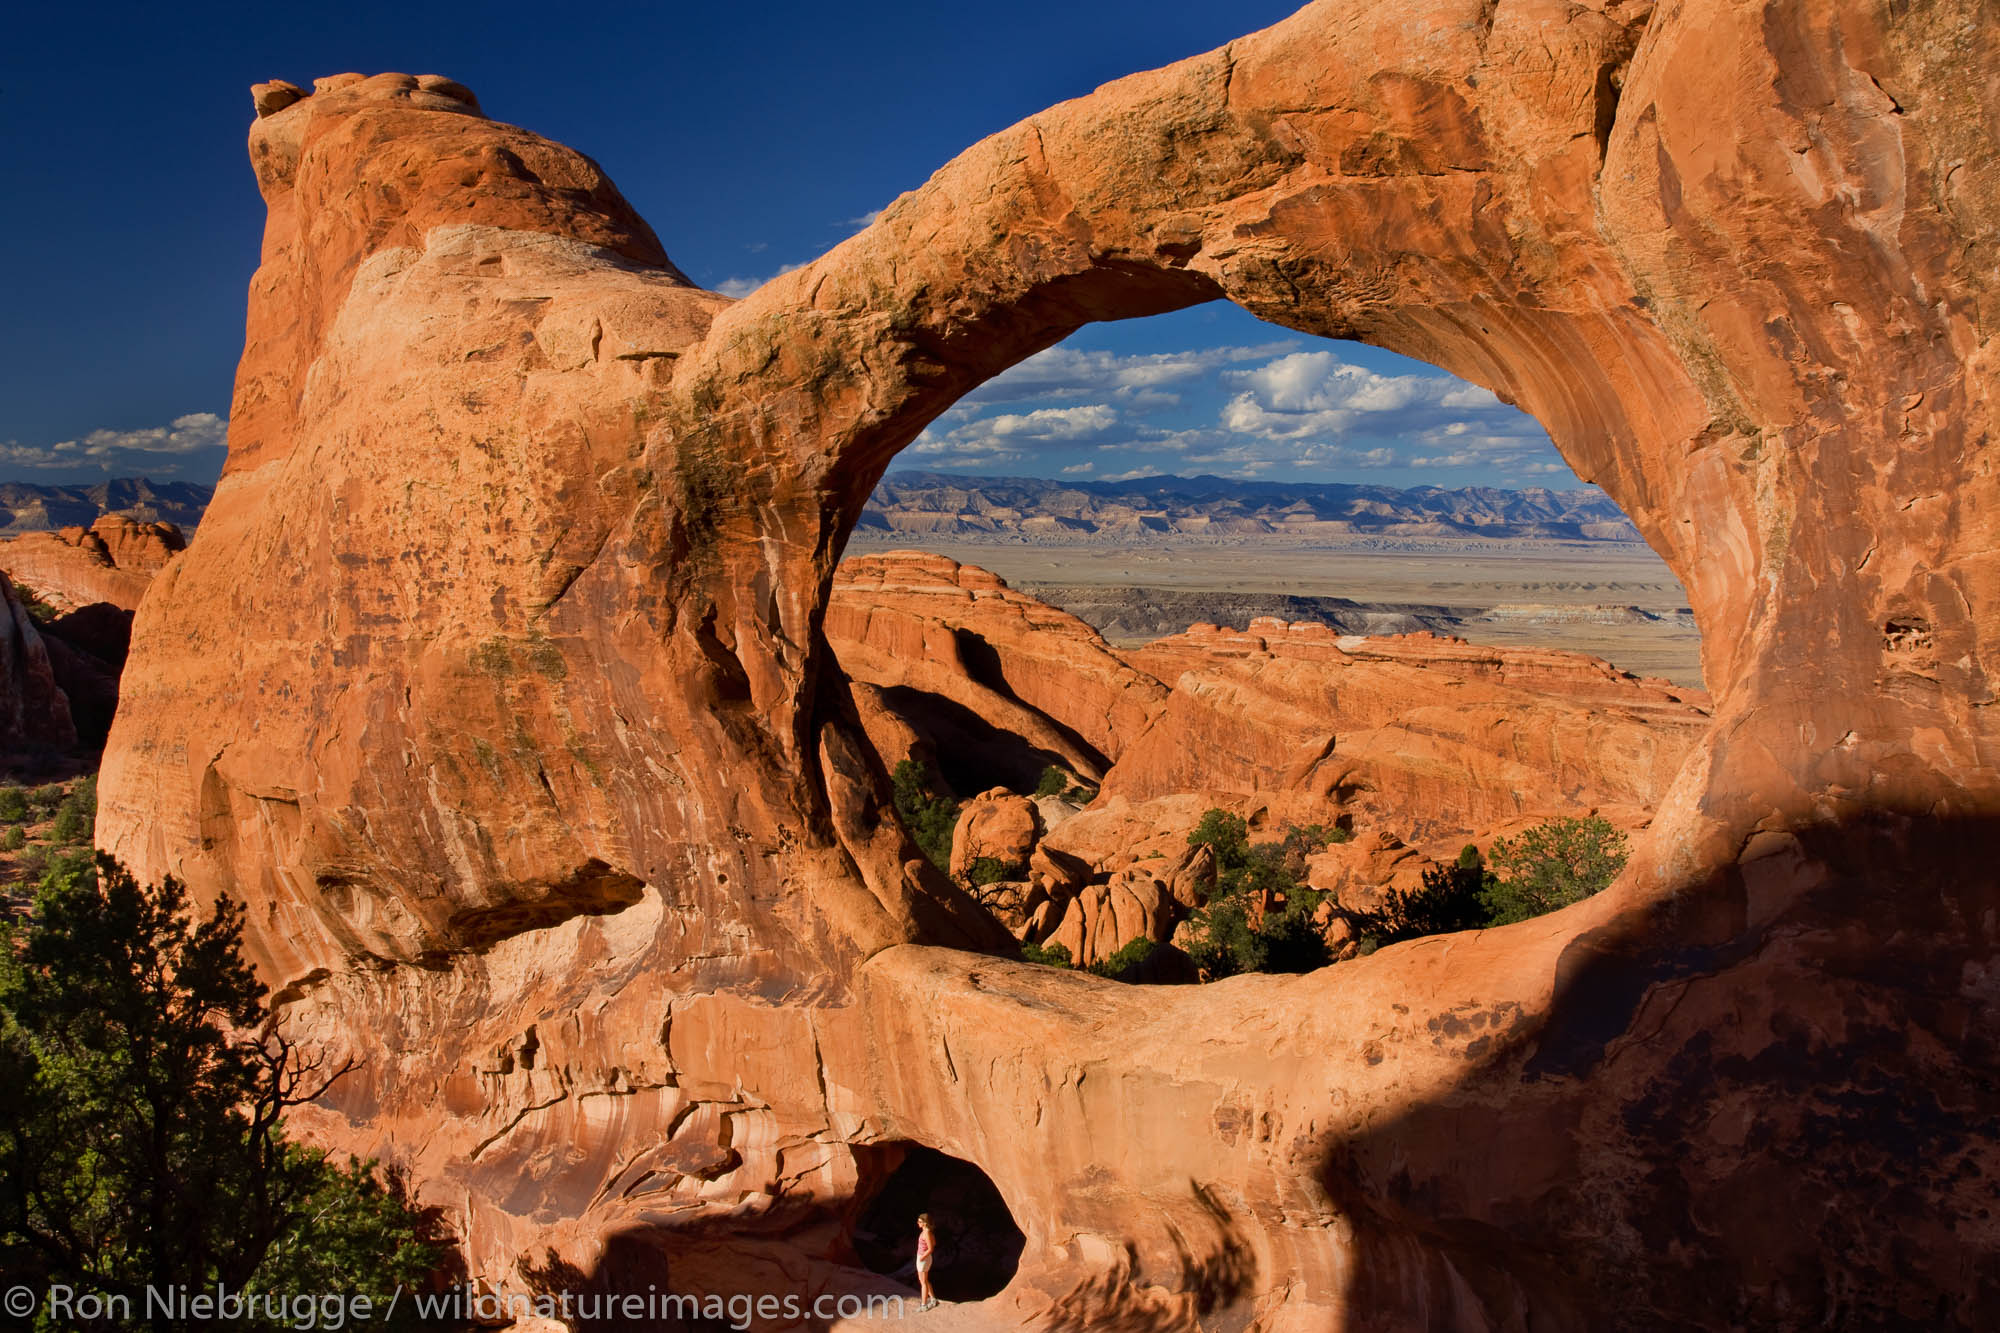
left=0, top=514, right=169, bottom=750
left=1113, top=619, right=1709, bottom=838
left=97, top=0, right=2000, bottom=1324
left=0, top=514, right=185, bottom=613
left=0, top=574, right=76, bottom=756
left=827, top=551, right=1165, bottom=787
left=1305, top=830, right=1440, bottom=916
left=946, top=790, right=1040, bottom=883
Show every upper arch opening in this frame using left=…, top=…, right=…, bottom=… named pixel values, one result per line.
left=824, top=304, right=1711, bottom=981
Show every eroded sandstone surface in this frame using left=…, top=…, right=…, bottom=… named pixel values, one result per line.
left=830, top=553, right=1703, bottom=971
left=0, top=513, right=185, bottom=614
left=0, top=575, right=75, bottom=756
left=98, top=0, right=2000, bottom=1324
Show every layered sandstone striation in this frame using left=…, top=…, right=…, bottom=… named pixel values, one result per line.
left=827, top=550, right=1165, bottom=785
left=98, top=0, right=2000, bottom=1324
left=0, top=514, right=185, bottom=613
left=1114, top=620, right=1709, bottom=837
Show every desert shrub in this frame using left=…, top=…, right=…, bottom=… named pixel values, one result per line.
left=51, top=780, right=95, bottom=845
left=1185, top=891, right=1334, bottom=980
left=1362, top=859, right=1492, bottom=946
left=891, top=758, right=959, bottom=874
left=1182, top=809, right=1336, bottom=979
left=966, top=856, right=1021, bottom=887
left=15, top=588, right=59, bottom=624
left=1, top=826, right=24, bottom=852
left=1085, top=936, right=1160, bottom=983
left=1253, top=901, right=1336, bottom=973
left=28, top=784, right=63, bottom=816
left=1187, top=809, right=1250, bottom=873
left=51, top=807, right=89, bottom=845
left=1355, top=821, right=1630, bottom=947
left=1481, top=816, right=1628, bottom=924
left=1183, top=897, right=1259, bottom=979
left=1019, top=940, right=1074, bottom=968
left=1281, top=823, right=1346, bottom=856
left=1033, top=764, right=1097, bottom=805
left=0, top=788, right=27, bottom=824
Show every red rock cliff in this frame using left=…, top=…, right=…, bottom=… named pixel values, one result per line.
left=1112, top=619, right=1709, bottom=837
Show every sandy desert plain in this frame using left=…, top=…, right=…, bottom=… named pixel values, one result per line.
left=844, top=531, right=1707, bottom=687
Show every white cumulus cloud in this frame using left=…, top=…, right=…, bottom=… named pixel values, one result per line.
left=961, top=342, right=1300, bottom=407
left=0, top=412, right=231, bottom=478
left=714, top=262, right=807, bottom=299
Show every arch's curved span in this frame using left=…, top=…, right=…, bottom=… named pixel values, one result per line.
left=101, top=0, right=2000, bottom=1326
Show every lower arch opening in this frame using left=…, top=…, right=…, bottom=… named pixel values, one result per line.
left=846, top=1142, right=1027, bottom=1303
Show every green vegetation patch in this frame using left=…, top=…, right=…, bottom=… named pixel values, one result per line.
left=1032, top=765, right=1098, bottom=805
left=966, top=856, right=1022, bottom=888
left=1180, top=810, right=1343, bottom=981
left=1356, top=816, right=1629, bottom=947
left=891, top=758, right=959, bottom=874
left=0, top=853, right=455, bottom=1324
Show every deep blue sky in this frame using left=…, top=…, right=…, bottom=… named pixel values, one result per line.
left=0, top=0, right=1578, bottom=490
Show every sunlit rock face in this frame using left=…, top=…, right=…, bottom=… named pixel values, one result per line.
left=0, top=514, right=184, bottom=614
left=98, top=0, right=2000, bottom=1324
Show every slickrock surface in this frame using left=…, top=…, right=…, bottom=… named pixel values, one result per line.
left=828, top=551, right=1165, bottom=776
left=99, top=0, right=2000, bottom=1322
left=1113, top=620, right=1709, bottom=837
left=0, top=514, right=185, bottom=613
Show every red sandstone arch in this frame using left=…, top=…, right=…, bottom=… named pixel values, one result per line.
left=98, top=0, right=2000, bottom=1327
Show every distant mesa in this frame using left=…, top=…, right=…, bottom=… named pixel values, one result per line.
left=858, top=471, right=1644, bottom=544
left=0, top=512, right=187, bottom=615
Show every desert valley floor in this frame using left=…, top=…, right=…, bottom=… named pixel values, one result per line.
left=845, top=533, right=1706, bottom=687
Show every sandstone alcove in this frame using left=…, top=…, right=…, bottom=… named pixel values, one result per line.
left=846, top=1142, right=1026, bottom=1303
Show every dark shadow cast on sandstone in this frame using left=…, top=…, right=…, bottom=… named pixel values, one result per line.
left=1308, top=812, right=2000, bottom=1331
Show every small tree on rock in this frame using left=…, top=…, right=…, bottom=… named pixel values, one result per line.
left=0, top=853, right=452, bottom=1328
left=1481, top=816, right=1628, bottom=924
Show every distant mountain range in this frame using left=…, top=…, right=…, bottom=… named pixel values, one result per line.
left=0, top=479, right=215, bottom=535
left=859, top=472, right=1642, bottom=543
left=0, top=472, right=1644, bottom=544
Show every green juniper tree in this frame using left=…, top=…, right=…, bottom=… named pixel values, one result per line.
left=1480, top=816, right=1628, bottom=924
left=1181, top=810, right=1337, bottom=979
left=890, top=758, right=960, bottom=874
left=0, top=853, right=453, bottom=1331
